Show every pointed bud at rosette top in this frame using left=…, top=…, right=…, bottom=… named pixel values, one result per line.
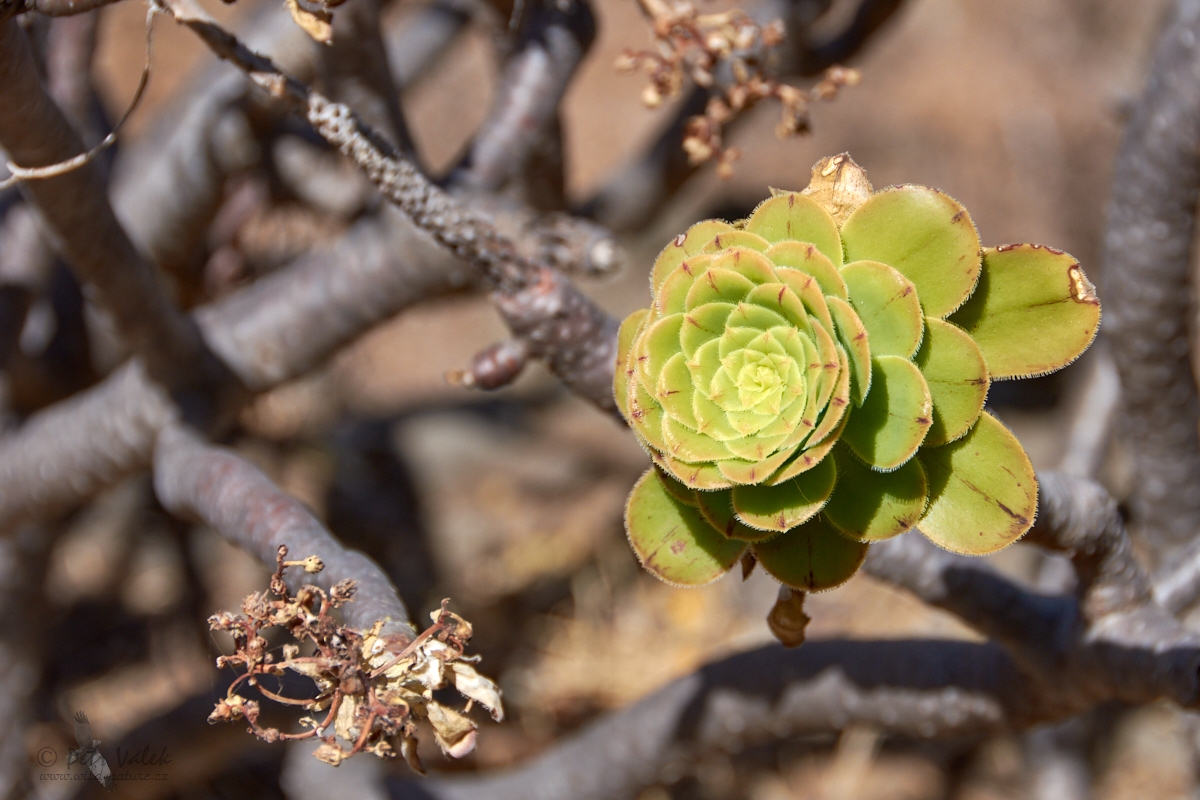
left=615, top=154, right=1100, bottom=595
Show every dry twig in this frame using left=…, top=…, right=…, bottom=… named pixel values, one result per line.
left=158, top=0, right=622, bottom=411
left=617, top=0, right=858, bottom=176
left=0, top=18, right=243, bottom=428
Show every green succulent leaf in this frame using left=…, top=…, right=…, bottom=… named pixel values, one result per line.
left=827, top=296, right=872, bottom=405
left=696, top=489, right=777, bottom=542
left=657, top=255, right=713, bottom=316
left=636, top=314, right=684, bottom=389
left=656, top=352, right=698, bottom=427
left=777, top=268, right=834, bottom=335
left=685, top=268, right=756, bottom=309
left=824, top=444, right=927, bottom=541
left=841, top=355, right=932, bottom=471
left=917, top=411, right=1037, bottom=555
left=731, top=453, right=836, bottom=532
left=652, top=451, right=732, bottom=491
left=769, top=411, right=844, bottom=484
left=654, top=465, right=700, bottom=506
left=806, top=345, right=851, bottom=446
left=913, top=317, right=990, bottom=446
left=664, top=415, right=734, bottom=462
left=701, top=230, right=772, bottom=254
left=651, top=220, right=733, bottom=293
left=751, top=514, right=868, bottom=591
left=681, top=303, right=735, bottom=357
left=948, top=245, right=1101, bottom=379
left=717, top=445, right=800, bottom=485
left=614, top=308, right=649, bottom=420
left=765, top=242, right=848, bottom=299
left=745, top=192, right=844, bottom=268
left=842, top=260, right=924, bottom=359
left=625, top=469, right=747, bottom=585
left=709, top=247, right=779, bottom=285
left=840, top=185, right=981, bottom=319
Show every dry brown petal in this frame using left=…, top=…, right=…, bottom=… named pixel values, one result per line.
left=426, top=702, right=478, bottom=758
left=448, top=662, right=505, bottom=721
left=400, top=735, right=425, bottom=775
left=767, top=587, right=810, bottom=647
left=285, top=0, right=333, bottom=44
left=312, top=743, right=346, bottom=766
left=761, top=19, right=785, bottom=47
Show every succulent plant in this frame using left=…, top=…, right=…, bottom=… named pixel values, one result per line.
left=615, top=155, right=1101, bottom=591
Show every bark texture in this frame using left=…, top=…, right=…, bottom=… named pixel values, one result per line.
left=1103, top=0, right=1200, bottom=568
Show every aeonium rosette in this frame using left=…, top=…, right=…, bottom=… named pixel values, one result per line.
left=615, top=155, right=1101, bottom=591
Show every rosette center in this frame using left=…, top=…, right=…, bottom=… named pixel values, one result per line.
left=734, top=354, right=786, bottom=410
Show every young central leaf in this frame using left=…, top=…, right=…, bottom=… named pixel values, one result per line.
left=736, top=357, right=785, bottom=409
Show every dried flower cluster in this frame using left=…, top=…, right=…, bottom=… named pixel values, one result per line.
left=208, top=546, right=503, bottom=772
left=616, top=0, right=859, bottom=176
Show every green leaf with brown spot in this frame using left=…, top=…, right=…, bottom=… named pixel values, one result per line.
left=840, top=185, right=981, bottom=319
left=777, top=267, right=834, bottom=335
left=842, top=355, right=932, bottom=471
left=626, top=469, right=747, bottom=586
left=653, top=451, right=732, bottom=491
left=651, top=220, right=733, bottom=293
left=656, top=352, right=697, bottom=428
left=708, top=247, right=779, bottom=285
left=824, top=444, right=927, bottom=541
left=917, top=411, right=1037, bottom=555
left=765, top=242, right=847, bottom=299
left=914, top=317, right=989, bottom=446
left=655, top=465, right=699, bottom=506
left=745, top=193, right=843, bottom=268
left=717, top=445, right=799, bottom=485
left=701, top=230, right=772, bottom=254
left=731, top=453, right=835, bottom=532
left=680, top=303, right=734, bottom=357
left=664, top=416, right=732, bottom=462
left=947, top=245, right=1101, bottom=380
left=686, top=268, right=756, bottom=310
left=768, top=422, right=835, bottom=484
left=696, top=489, right=777, bottom=541
left=842, top=260, right=924, bottom=359
left=614, top=308, right=649, bottom=421
left=635, top=314, right=684, bottom=388
left=657, top=257, right=708, bottom=316
left=827, top=297, right=872, bottom=405
left=751, top=515, right=868, bottom=591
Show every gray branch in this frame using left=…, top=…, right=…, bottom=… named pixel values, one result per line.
left=389, top=639, right=1019, bottom=800
left=321, top=0, right=418, bottom=159
left=1102, top=0, right=1200, bottom=567
left=162, top=0, right=623, bottom=413
left=385, top=473, right=1200, bottom=800
left=153, top=423, right=414, bottom=639
left=0, top=19, right=242, bottom=427
left=0, top=206, right=473, bottom=529
left=447, top=0, right=595, bottom=203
